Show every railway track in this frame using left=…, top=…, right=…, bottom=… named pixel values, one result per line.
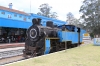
left=0, top=54, right=25, bottom=65
left=0, top=47, right=24, bottom=59
left=0, top=43, right=25, bottom=65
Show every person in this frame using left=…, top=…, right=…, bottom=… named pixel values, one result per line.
left=18, top=35, right=21, bottom=42
left=1, top=37, right=4, bottom=43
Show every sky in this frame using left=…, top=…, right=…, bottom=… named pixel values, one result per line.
left=0, top=0, right=84, bottom=21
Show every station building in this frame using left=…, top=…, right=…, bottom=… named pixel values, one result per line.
left=0, top=3, right=66, bottom=43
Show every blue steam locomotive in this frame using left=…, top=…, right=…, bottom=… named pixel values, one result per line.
left=23, top=18, right=85, bottom=57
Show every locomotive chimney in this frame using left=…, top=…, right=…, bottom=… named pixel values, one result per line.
left=8, top=3, right=13, bottom=9
left=32, top=18, right=41, bottom=25
left=37, top=18, right=41, bottom=25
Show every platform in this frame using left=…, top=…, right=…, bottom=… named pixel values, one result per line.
left=0, top=43, right=25, bottom=49
left=0, top=47, right=24, bottom=52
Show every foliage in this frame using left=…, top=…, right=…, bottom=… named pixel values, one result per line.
left=37, top=3, right=58, bottom=19
left=79, top=0, right=100, bottom=36
left=66, top=12, right=83, bottom=28
left=66, top=12, right=74, bottom=24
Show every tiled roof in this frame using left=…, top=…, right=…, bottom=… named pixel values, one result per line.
left=0, top=6, right=29, bottom=16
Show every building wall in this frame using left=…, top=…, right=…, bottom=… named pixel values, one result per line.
left=0, top=10, right=31, bottom=22
left=0, top=17, right=32, bottom=29
left=0, top=7, right=67, bottom=29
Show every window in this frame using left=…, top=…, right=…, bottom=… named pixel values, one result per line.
left=1, top=12, right=5, bottom=15
left=14, top=14, right=17, bottom=17
left=43, top=21, right=45, bottom=23
left=23, top=18, right=26, bottom=21
left=54, top=23, right=56, bottom=25
left=19, top=15, right=22, bottom=18
left=8, top=14, right=11, bottom=18
left=28, top=17, right=30, bottom=19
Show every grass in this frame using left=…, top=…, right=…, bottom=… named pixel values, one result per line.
left=6, top=44, right=100, bottom=66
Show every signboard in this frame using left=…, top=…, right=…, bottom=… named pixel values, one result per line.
left=93, top=38, right=100, bottom=46
left=83, top=33, right=91, bottom=41
left=84, top=33, right=89, bottom=36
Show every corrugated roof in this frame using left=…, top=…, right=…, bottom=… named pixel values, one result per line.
left=0, top=6, right=29, bottom=16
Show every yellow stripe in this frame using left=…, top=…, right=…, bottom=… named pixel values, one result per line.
left=62, top=40, right=70, bottom=42
left=45, top=37, right=59, bottom=39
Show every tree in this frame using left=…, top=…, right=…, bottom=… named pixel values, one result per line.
left=37, top=3, right=58, bottom=19
left=66, top=12, right=74, bottom=24
left=79, top=0, right=100, bottom=37
left=50, top=12, right=58, bottom=19
left=66, top=12, right=81, bottom=27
